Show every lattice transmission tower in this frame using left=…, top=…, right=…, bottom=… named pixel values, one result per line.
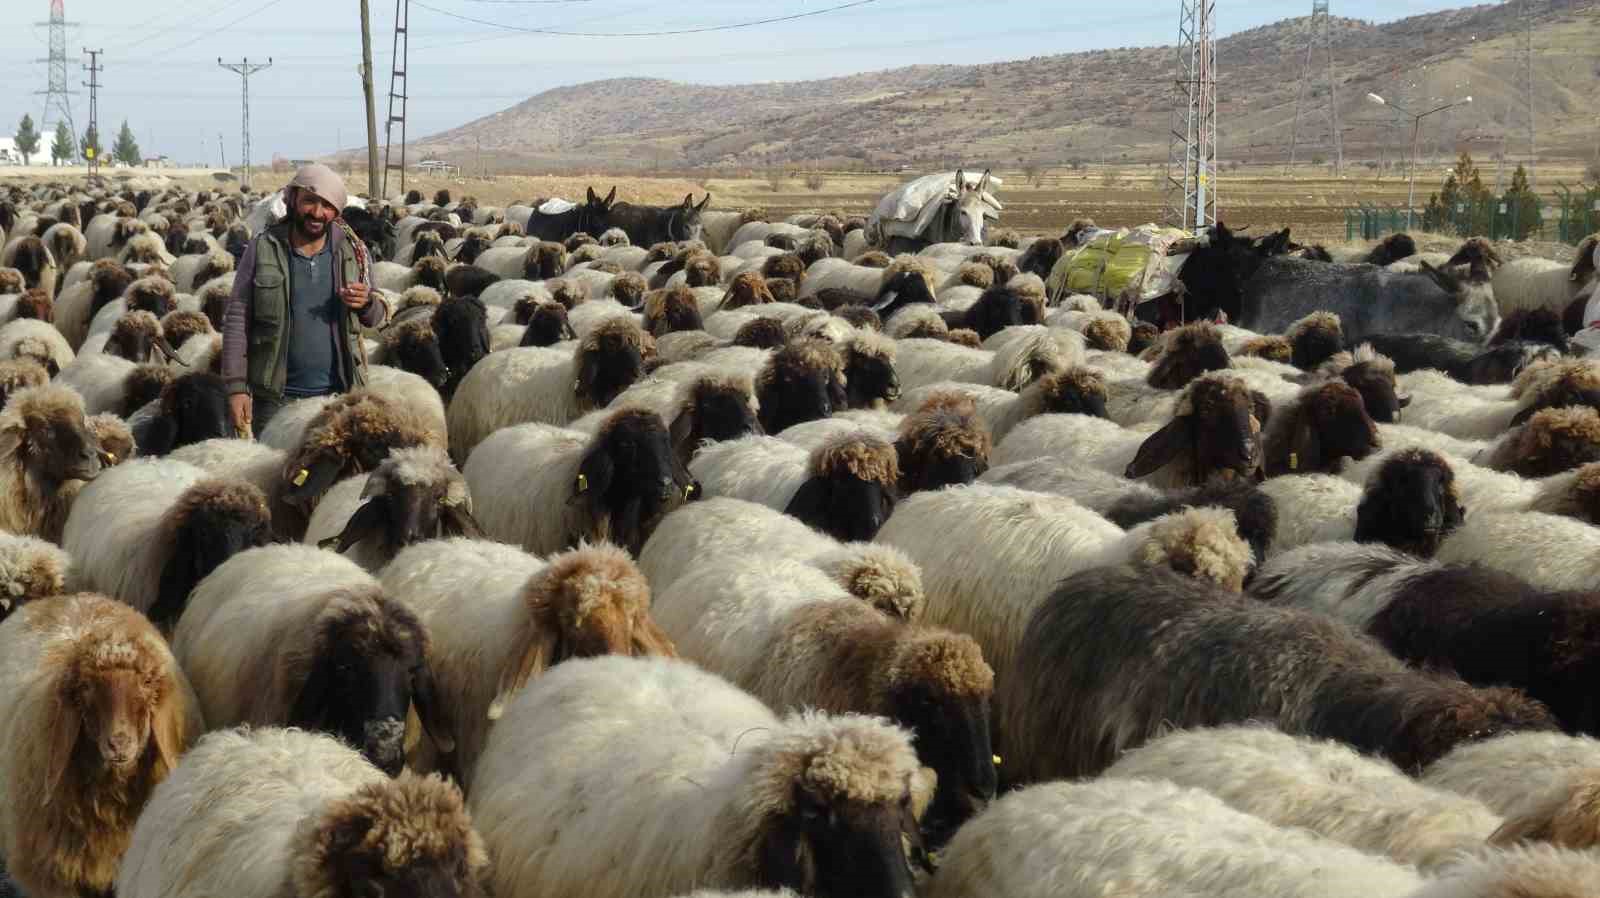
left=1164, top=0, right=1219, bottom=231
left=1516, top=0, right=1536, bottom=186
left=35, top=0, right=79, bottom=161
left=218, top=57, right=272, bottom=191
left=1285, top=0, right=1342, bottom=175
left=382, top=0, right=411, bottom=199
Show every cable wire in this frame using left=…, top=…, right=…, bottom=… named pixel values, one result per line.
left=411, top=0, right=880, bottom=37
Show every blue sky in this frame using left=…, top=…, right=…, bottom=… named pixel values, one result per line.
left=0, top=0, right=1484, bottom=163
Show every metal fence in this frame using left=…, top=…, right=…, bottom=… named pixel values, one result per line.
left=1347, top=183, right=1600, bottom=245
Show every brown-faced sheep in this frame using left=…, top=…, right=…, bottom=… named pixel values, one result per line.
left=0, top=358, right=49, bottom=409
left=14, top=286, right=52, bottom=322
left=5, top=236, right=56, bottom=297
left=1288, top=310, right=1345, bottom=370
left=0, top=533, right=68, bottom=623
left=115, top=727, right=489, bottom=898
left=1143, top=319, right=1233, bottom=390
left=0, top=385, right=105, bottom=537
left=466, top=407, right=700, bottom=557
left=101, top=310, right=179, bottom=364
left=1262, top=380, right=1382, bottom=476
left=1477, top=406, right=1600, bottom=478
left=381, top=539, right=675, bottom=784
left=998, top=565, right=1556, bottom=784
left=173, top=543, right=454, bottom=776
left=1315, top=343, right=1408, bottom=424
left=282, top=390, right=441, bottom=509
left=305, top=445, right=483, bottom=572
left=719, top=270, right=777, bottom=310
left=159, top=309, right=213, bottom=350
left=0, top=592, right=203, bottom=898
left=447, top=316, right=647, bottom=461
left=642, top=285, right=704, bottom=337
left=895, top=392, right=992, bottom=494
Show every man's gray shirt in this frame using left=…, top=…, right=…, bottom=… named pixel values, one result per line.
left=284, top=237, right=341, bottom=396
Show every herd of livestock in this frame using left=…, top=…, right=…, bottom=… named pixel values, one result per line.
left=0, top=172, right=1598, bottom=898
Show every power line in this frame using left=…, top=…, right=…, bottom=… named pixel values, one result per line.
left=410, top=0, right=881, bottom=37
left=130, top=0, right=289, bottom=61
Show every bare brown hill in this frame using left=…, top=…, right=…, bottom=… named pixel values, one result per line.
left=395, top=0, right=1600, bottom=172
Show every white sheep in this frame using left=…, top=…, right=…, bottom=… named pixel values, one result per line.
left=1491, top=249, right=1597, bottom=315
left=0, top=317, right=73, bottom=374
left=1433, top=510, right=1600, bottom=591
left=446, top=316, right=646, bottom=460
left=1423, top=731, right=1600, bottom=823
left=172, top=543, right=453, bottom=775
left=53, top=351, right=139, bottom=414
left=302, top=445, right=479, bottom=572
left=380, top=539, right=674, bottom=785
left=1102, top=725, right=1504, bottom=871
left=638, top=496, right=924, bottom=620
left=894, top=330, right=1075, bottom=394
left=468, top=654, right=926, bottom=898
left=0, top=532, right=68, bottom=622
left=62, top=458, right=271, bottom=628
left=1397, top=357, right=1600, bottom=440
left=874, top=482, right=1252, bottom=677
left=923, top=777, right=1600, bottom=898
left=895, top=367, right=1108, bottom=443
left=115, top=727, right=488, bottom=898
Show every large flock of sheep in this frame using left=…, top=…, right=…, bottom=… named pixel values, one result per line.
left=0, top=174, right=1599, bottom=898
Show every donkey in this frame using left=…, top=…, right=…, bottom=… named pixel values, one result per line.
left=527, top=186, right=616, bottom=243
left=1238, top=255, right=1499, bottom=344
left=884, top=169, right=995, bottom=255
left=609, top=193, right=710, bottom=248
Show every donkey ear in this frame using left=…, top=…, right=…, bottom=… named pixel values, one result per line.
left=1419, top=260, right=1461, bottom=296
left=603, top=186, right=617, bottom=206
left=682, top=194, right=693, bottom=208
left=587, top=187, right=599, bottom=204
left=1126, top=416, right=1193, bottom=479
left=696, top=193, right=711, bottom=212
left=977, top=169, right=992, bottom=193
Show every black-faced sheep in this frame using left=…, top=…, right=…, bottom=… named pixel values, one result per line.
left=998, top=564, right=1556, bottom=784
left=1254, top=541, right=1600, bottom=737
left=1141, top=320, right=1233, bottom=390
left=115, top=727, right=489, bottom=898
left=876, top=483, right=1254, bottom=681
left=305, top=445, right=483, bottom=572
left=653, top=552, right=994, bottom=846
left=6, top=236, right=56, bottom=297
left=129, top=370, right=238, bottom=457
left=465, top=407, right=699, bottom=557
left=752, top=338, right=848, bottom=434
left=469, top=655, right=927, bottom=898
left=63, top=458, right=271, bottom=631
left=0, top=531, right=68, bottom=625
left=0, top=592, right=203, bottom=898
left=893, top=392, right=991, bottom=494
left=381, top=539, right=675, bottom=784
left=0, top=384, right=104, bottom=537
left=173, top=543, right=453, bottom=776
left=447, top=316, right=647, bottom=461
left=1262, top=380, right=1381, bottom=476
left=642, top=285, right=704, bottom=336
left=281, top=389, right=442, bottom=509
left=898, top=367, right=1110, bottom=445
left=691, top=431, right=897, bottom=543
left=1287, top=310, right=1345, bottom=370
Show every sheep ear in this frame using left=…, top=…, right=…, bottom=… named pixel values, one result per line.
left=134, top=414, right=179, bottom=458
left=1289, top=414, right=1322, bottom=474
left=488, top=628, right=560, bottom=721
left=284, top=455, right=344, bottom=506
left=668, top=408, right=697, bottom=468
left=287, top=654, right=334, bottom=730
left=43, top=697, right=81, bottom=805
left=411, top=659, right=456, bottom=754
left=318, top=497, right=390, bottom=554
left=0, top=425, right=25, bottom=460
left=629, top=615, right=677, bottom=658
left=758, top=817, right=814, bottom=896
left=1509, top=404, right=1542, bottom=428
left=1126, top=417, right=1192, bottom=479
left=783, top=477, right=831, bottom=530
left=150, top=539, right=199, bottom=632
left=439, top=503, right=484, bottom=540
left=150, top=692, right=187, bottom=776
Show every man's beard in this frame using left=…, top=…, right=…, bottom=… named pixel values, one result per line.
left=292, top=210, right=327, bottom=240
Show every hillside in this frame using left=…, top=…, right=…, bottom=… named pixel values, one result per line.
left=396, top=0, right=1600, bottom=172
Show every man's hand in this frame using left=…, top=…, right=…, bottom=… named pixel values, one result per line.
left=340, top=282, right=371, bottom=310
left=230, top=394, right=253, bottom=437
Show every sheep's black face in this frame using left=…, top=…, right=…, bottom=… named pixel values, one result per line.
left=578, top=333, right=644, bottom=410
left=760, top=792, right=919, bottom=898
left=152, top=501, right=272, bottom=630
left=30, top=416, right=102, bottom=484
left=433, top=301, right=491, bottom=396
left=872, top=271, right=935, bottom=317
left=1292, top=328, right=1345, bottom=371
left=910, top=450, right=986, bottom=494
left=290, top=610, right=436, bottom=777
left=521, top=306, right=575, bottom=348
left=966, top=287, right=1027, bottom=340
left=886, top=685, right=995, bottom=847
left=456, top=234, right=491, bottom=265
left=785, top=475, right=894, bottom=543
left=1308, top=393, right=1381, bottom=471
left=1343, top=364, right=1403, bottom=424
left=581, top=413, right=697, bottom=555
left=845, top=353, right=899, bottom=408
left=398, top=332, right=452, bottom=390
left=674, top=389, right=760, bottom=461
left=760, top=365, right=848, bottom=435
left=1355, top=453, right=1463, bottom=557
left=171, top=375, right=234, bottom=450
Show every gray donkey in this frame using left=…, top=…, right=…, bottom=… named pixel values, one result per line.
left=1237, top=257, right=1499, bottom=344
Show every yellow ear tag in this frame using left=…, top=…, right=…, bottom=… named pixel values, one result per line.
left=1288, top=452, right=1299, bottom=471
left=104, top=453, right=116, bottom=464
left=293, top=468, right=310, bottom=486
left=992, top=754, right=1002, bottom=766
left=575, top=473, right=588, bottom=492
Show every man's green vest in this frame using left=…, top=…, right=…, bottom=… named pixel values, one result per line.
left=245, top=221, right=368, bottom=401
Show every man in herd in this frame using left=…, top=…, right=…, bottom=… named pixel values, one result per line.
left=223, top=162, right=386, bottom=437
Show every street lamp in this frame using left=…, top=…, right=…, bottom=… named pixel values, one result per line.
left=1369, top=92, right=1472, bottom=229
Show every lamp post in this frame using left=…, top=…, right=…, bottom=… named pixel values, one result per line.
left=1368, top=92, right=1472, bottom=229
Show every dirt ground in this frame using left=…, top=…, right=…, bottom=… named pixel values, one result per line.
left=7, top=161, right=1593, bottom=249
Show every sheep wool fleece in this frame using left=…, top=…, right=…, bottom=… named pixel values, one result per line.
left=222, top=220, right=383, bottom=402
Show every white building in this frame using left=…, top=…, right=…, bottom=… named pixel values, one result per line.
left=0, top=138, right=21, bottom=165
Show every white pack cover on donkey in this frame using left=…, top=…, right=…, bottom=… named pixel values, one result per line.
left=870, top=171, right=1002, bottom=244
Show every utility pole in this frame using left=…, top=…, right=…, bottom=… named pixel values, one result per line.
left=218, top=57, right=272, bottom=191
left=1164, top=0, right=1218, bottom=230
left=1519, top=0, right=1536, bottom=187
left=1285, top=0, right=1342, bottom=176
left=359, top=0, right=381, bottom=199
left=382, top=0, right=412, bottom=199
left=218, top=132, right=226, bottom=169
left=81, top=47, right=102, bottom=176
left=37, top=0, right=79, bottom=163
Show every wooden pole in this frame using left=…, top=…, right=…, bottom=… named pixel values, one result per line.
left=359, top=0, right=380, bottom=199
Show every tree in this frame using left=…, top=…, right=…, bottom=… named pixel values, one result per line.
left=14, top=115, right=39, bottom=166
left=50, top=121, right=73, bottom=165
left=1021, top=160, right=1044, bottom=187
left=80, top=125, right=102, bottom=164
left=1500, top=164, right=1543, bottom=241
left=1423, top=151, right=1491, bottom=235
left=111, top=120, right=141, bottom=166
